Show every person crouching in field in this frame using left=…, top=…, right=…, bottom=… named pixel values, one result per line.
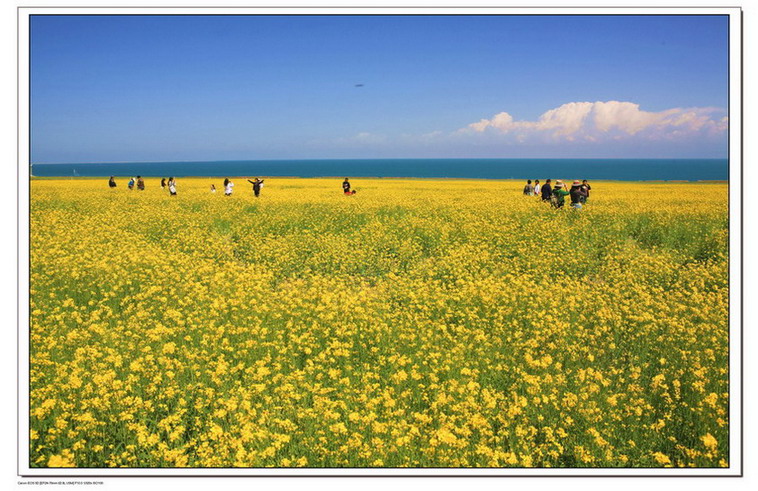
left=210, top=184, right=216, bottom=193
left=523, top=179, right=534, bottom=196
left=569, top=180, right=587, bottom=209
left=161, top=178, right=166, bottom=191
left=343, top=178, right=356, bottom=195
left=551, top=180, right=569, bottom=208
left=137, top=176, right=145, bottom=191
left=224, top=178, right=234, bottom=196
left=128, top=177, right=135, bottom=190
left=248, top=178, right=264, bottom=197
left=168, top=177, right=177, bottom=196
left=534, top=179, right=541, bottom=196
left=540, top=179, right=552, bottom=201
left=108, top=176, right=116, bottom=188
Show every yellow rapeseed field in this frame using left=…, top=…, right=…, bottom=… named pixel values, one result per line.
left=29, top=177, right=729, bottom=468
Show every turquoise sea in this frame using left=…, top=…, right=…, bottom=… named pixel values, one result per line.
left=31, top=158, right=728, bottom=181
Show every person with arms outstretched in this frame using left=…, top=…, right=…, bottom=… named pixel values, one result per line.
left=247, top=178, right=264, bottom=197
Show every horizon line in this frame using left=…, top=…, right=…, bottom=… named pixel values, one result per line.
left=31, top=157, right=729, bottom=165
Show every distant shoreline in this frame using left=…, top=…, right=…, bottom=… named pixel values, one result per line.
left=29, top=158, right=728, bottom=181
left=30, top=157, right=729, bottom=165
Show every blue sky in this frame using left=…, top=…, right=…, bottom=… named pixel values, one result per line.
left=30, top=15, right=729, bottom=162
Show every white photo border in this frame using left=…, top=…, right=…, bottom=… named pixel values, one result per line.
left=17, top=5, right=743, bottom=478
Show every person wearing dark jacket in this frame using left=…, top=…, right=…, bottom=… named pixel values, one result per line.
left=342, top=178, right=356, bottom=195
left=540, top=179, right=552, bottom=201
left=108, top=176, right=117, bottom=188
left=247, top=178, right=264, bottom=197
left=581, top=180, right=591, bottom=203
left=569, top=180, right=588, bottom=209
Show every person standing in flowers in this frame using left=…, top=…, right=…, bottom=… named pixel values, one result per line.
left=136, top=176, right=145, bottom=191
left=108, top=176, right=116, bottom=188
left=168, top=177, right=177, bottom=196
left=540, top=179, right=552, bottom=202
left=224, top=178, right=234, bottom=197
left=581, top=179, right=592, bottom=203
left=247, top=178, right=264, bottom=197
left=551, top=180, right=570, bottom=208
left=523, top=179, right=535, bottom=196
left=534, top=179, right=541, bottom=196
left=569, top=180, right=588, bottom=209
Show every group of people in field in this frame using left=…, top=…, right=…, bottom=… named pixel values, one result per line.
left=523, top=178, right=591, bottom=209
left=108, top=175, right=592, bottom=206
left=108, top=176, right=359, bottom=197
left=110, top=176, right=177, bottom=195
left=214, top=177, right=265, bottom=197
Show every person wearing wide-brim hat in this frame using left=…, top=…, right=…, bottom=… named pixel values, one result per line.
left=552, top=180, right=570, bottom=208
left=569, top=180, right=587, bottom=209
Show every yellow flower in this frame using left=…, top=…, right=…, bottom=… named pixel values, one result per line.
left=48, top=451, right=75, bottom=468
left=436, top=427, right=458, bottom=445
left=701, top=433, right=718, bottom=450
left=652, top=452, right=672, bottom=466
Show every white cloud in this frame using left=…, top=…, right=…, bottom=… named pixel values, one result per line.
left=353, top=132, right=386, bottom=144
left=464, top=101, right=727, bottom=143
